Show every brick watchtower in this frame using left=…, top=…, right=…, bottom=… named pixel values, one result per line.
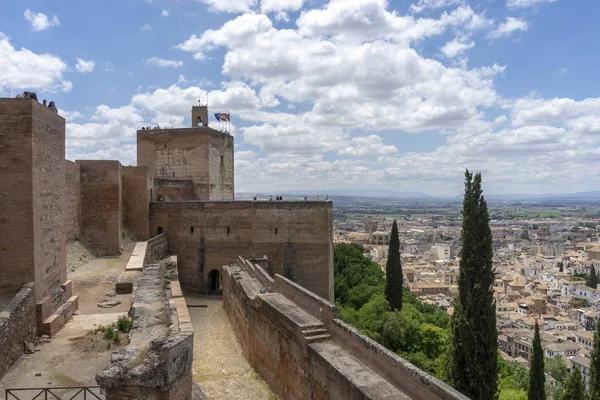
left=192, top=105, right=208, bottom=127
left=0, top=98, right=77, bottom=335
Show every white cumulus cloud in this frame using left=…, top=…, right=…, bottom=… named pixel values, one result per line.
left=24, top=9, right=60, bottom=31
left=161, top=10, right=169, bottom=17
left=0, top=32, right=71, bottom=93
left=144, top=57, right=184, bottom=68
left=75, top=58, right=95, bottom=73
left=489, top=17, right=528, bottom=39
left=441, top=38, right=475, bottom=58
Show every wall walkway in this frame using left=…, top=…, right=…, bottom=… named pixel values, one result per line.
left=223, top=256, right=470, bottom=400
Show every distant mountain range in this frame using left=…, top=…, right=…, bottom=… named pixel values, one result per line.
left=236, top=190, right=600, bottom=202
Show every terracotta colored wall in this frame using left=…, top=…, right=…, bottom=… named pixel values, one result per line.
left=79, top=160, right=122, bottom=255
left=122, top=166, right=151, bottom=240
left=0, top=99, right=35, bottom=294
left=0, top=99, right=67, bottom=310
left=149, top=201, right=333, bottom=300
left=64, top=160, right=81, bottom=240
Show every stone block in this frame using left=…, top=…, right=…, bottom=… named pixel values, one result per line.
left=61, top=280, right=73, bottom=298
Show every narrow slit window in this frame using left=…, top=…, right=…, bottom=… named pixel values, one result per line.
left=275, top=228, right=278, bottom=234
left=190, top=226, right=194, bottom=233
left=227, top=226, right=230, bottom=235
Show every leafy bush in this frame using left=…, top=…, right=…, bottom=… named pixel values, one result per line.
left=116, top=315, right=133, bottom=333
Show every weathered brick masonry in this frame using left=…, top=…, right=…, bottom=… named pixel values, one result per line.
left=79, top=160, right=123, bottom=255
left=150, top=200, right=334, bottom=300
left=0, top=98, right=67, bottom=308
left=65, top=160, right=82, bottom=239
left=0, top=283, right=36, bottom=380
left=122, top=166, right=153, bottom=240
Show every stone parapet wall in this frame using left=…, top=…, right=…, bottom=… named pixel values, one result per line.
left=223, top=258, right=469, bottom=400
left=98, top=259, right=193, bottom=399
left=147, top=233, right=169, bottom=264
left=0, top=283, right=36, bottom=380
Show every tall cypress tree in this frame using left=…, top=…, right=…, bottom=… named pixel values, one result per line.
left=450, top=170, right=497, bottom=399
left=587, top=266, right=598, bottom=289
left=560, top=367, right=585, bottom=400
left=385, top=219, right=403, bottom=312
left=590, top=319, right=600, bottom=399
left=529, top=321, right=546, bottom=400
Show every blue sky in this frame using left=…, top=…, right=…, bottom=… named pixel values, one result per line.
left=1, top=0, right=599, bottom=195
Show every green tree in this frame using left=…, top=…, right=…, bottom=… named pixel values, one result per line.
left=450, top=170, right=498, bottom=399
left=385, top=219, right=403, bottom=312
left=560, top=367, right=586, bottom=400
left=545, top=355, right=569, bottom=385
left=529, top=322, right=546, bottom=400
left=587, top=266, right=598, bottom=289
left=557, top=262, right=564, bottom=273
left=590, top=318, right=600, bottom=399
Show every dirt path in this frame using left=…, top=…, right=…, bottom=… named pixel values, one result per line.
left=0, top=242, right=136, bottom=398
left=187, top=293, right=278, bottom=400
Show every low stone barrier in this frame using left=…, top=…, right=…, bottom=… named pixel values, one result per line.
left=0, top=283, right=36, bottom=380
left=223, top=258, right=469, bottom=400
left=118, top=233, right=169, bottom=294
left=98, top=260, right=194, bottom=399
left=146, top=232, right=168, bottom=264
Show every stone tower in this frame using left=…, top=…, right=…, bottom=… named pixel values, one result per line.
left=192, top=105, right=208, bottom=127
left=0, top=98, right=75, bottom=333
left=137, top=105, right=234, bottom=200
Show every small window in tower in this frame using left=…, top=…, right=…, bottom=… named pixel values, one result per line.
left=164, top=144, right=167, bottom=148
left=190, top=226, right=194, bottom=233
left=275, top=228, right=278, bottom=234
left=196, top=116, right=203, bottom=127
left=221, top=156, right=224, bottom=165
left=227, top=226, right=230, bottom=235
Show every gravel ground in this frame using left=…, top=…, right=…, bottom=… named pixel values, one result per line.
left=187, top=293, right=278, bottom=400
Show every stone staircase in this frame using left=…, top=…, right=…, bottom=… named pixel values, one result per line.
left=301, top=324, right=331, bottom=344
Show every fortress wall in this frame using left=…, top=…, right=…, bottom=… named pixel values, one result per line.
left=155, top=178, right=195, bottom=201
left=31, top=102, right=68, bottom=308
left=65, top=160, right=81, bottom=240
left=149, top=201, right=333, bottom=300
left=0, top=99, right=36, bottom=294
left=225, top=258, right=469, bottom=400
left=329, top=320, right=466, bottom=400
left=0, top=283, right=36, bottom=380
left=79, top=160, right=122, bottom=255
left=146, top=232, right=169, bottom=264
left=122, top=166, right=151, bottom=240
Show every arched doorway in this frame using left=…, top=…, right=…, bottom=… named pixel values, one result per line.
left=207, top=269, right=221, bottom=294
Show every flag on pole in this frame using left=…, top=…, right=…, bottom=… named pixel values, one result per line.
left=214, top=113, right=222, bottom=121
